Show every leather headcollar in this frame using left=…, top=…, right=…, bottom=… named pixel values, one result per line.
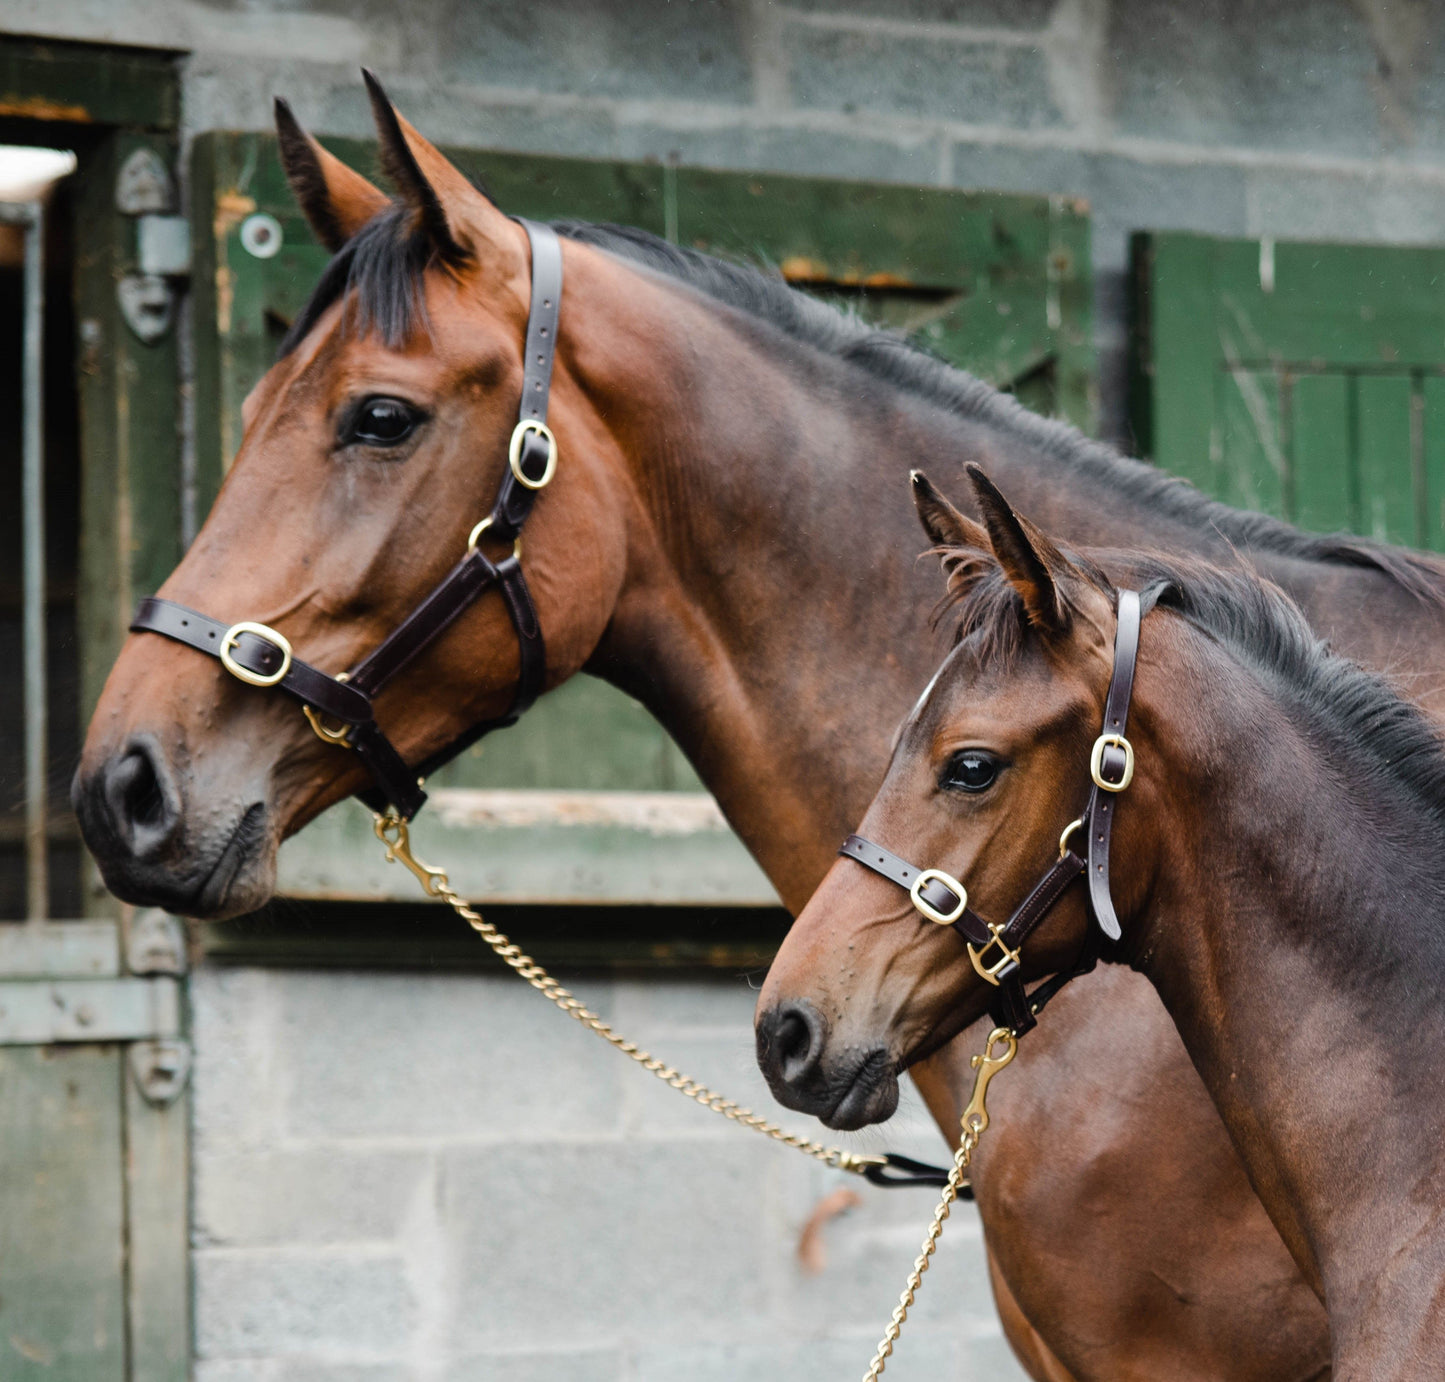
left=129, top=218, right=563, bottom=821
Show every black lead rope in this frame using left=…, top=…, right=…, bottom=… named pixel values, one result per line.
left=128, top=219, right=563, bottom=821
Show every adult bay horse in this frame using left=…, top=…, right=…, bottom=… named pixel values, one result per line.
left=757, top=467, right=1445, bottom=1378
left=74, top=74, right=1444, bottom=1379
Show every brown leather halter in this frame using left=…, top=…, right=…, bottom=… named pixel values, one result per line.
left=128, top=219, right=563, bottom=822
left=841, top=589, right=1143, bottom=1039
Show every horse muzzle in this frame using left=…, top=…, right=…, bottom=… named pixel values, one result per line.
left=72, top=734, right=275, bottom=918
left=755, top=999, right=901, bottom=1130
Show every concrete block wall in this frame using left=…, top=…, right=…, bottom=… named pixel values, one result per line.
left=16, top=0, right=1445, bottom=444
left=190, top=966, right=1024, bottom=1380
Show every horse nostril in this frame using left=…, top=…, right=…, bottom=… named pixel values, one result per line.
left=764, top=1002, right=826, bottom=1088
left=102, top=743, right=178, bottom=857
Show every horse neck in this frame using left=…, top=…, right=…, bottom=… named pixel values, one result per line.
left=1122, top=645, right=1445, bottom=1371
left=563, top=255, right=959, bottom=910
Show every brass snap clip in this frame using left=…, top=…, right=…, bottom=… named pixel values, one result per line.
left=1089, top=732, right=1135, bottom=792
left=219, top=621, right=292, bottom=688
left=962, top=1026, right=1018, bottom=1137
left=373, top=813, right=450, bottom=898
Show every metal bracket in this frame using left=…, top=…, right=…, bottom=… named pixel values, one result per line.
left=116, top=147, right=174, bottom=215
left=127, top=909, right=188, bottom=976
left=0, top=977, right=180, bottom=1045
left=116, top=147, right=185, bottom=342
left=137, top=214, right=190, bottom=277
left=118, top=273, right=174, bottom=344
left=129, top=1039, right=192, bottom=1106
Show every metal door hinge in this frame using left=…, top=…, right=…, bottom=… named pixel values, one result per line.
left=127, top=909, right=188, bottom=976
left=115, top=146, right=187, bottom=343
left=129, top=1039, right=192, bottom=1106
left=0, top=976, right=180, bottom=1045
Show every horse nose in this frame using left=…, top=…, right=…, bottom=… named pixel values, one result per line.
left=756, top=999, right=827, bottom=1098
left=83, top=740, right=181, bottom=861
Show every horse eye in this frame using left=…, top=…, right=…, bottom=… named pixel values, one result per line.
left=344, top=397, right=422, bottom=448
left=942, top=750, right=1001, bottom=794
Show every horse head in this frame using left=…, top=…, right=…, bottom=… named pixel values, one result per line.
left=755, top=468, right=1163, bottom=1128
left=75, top=75, right=631, bottom=917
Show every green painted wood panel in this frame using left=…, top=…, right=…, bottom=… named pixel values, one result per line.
left=0, top=1044, right=127, bottom=1380
left=1133, top=231, right=1445, bottom=551
left=0, top=36, right=179, bottom=132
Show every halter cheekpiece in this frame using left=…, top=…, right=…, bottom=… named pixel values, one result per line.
left=841, top=588, right=1144, bottom=1038
left=129, top=219, right=564, bottom=822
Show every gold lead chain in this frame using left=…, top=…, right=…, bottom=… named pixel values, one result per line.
left=861, top=1027, right=1017, bottom=1382
left=373, top=813, right=887, bottom=1176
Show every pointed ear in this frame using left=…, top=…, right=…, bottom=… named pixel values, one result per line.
left=274, top=98, right=389, bottom=252
left=362, top=69, right=524, bottom=274
left=911, top=470, right=988, bottom=550
left=964, top=464, right=1075, bottom=633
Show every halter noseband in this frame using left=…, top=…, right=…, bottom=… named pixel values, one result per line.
left=129, top=219, right=564, bottom=822
left=841, top=588, right=1144, bottom=1039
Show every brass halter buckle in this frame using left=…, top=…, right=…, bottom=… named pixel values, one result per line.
left=508, top=419, right=557, bottom=490
left=218, top=621, right=292, bottom=688
left=967, top=922, right=1021, bottom=987
left=467, top=515, right=523, bottom=559
left=1090, top=732, right=1135, bottom=792
left=909, top=867, right=967, bottom=925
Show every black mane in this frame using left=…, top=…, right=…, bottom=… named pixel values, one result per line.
left=281, top=204, right=1445, bottom=607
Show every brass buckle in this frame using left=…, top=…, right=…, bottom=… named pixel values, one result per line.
left=967, top=923, right=1021, bottom=987
left=508, top=419, right=557, bottom=490
left=303, top=672, right=354, bottom=746
left=1058, top=816, right=1085, bottom=858
left=1089, top=733, right=1135, bottom=792
left=909, top=867, right=967, bottom=925
left=219, top=621, right=292, bottom=688
left=467, top=515, right=523, bottom=559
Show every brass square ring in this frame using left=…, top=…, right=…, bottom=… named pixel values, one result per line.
left=219, top=621, right=292, bottom=688
left=508, top=419, right=557, bottom=490
left=1089, top=732, right=1135, bottom=792
left=909, top=867, right=967, bottom=925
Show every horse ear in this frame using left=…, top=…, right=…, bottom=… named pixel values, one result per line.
left=964, top=464, right=1075, bottom=633
left=911, top=470, right=988, bottom=550
left=274, top=99, right=389, bottom=252
left=362, top=69, right=524, bottom=273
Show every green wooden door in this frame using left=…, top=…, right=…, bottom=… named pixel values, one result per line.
left=0, top=37, right=189, bottom=1382
left=1131, top=231, right=1445, bottom=549
left=191, top=135, right=1092, bottom=907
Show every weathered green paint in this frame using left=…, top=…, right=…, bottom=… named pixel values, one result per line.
left=0, top=1044, right=127, bottom=1380
left=124, top=1076, right=189, bottom=1382
left=1133, top=231, right=1445, bottom=549
left=0, top=36, right=179, bottom=132
left=277, top=790, right=777, bottom=906
left=75, top=130, right=184, bottom=746
left=1, top=41, right=189, bottom=1382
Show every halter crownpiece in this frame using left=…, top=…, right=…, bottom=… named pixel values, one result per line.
left=841, top=588, right=1144, bottom=1038
left=128, top=218, right=563, bottom=822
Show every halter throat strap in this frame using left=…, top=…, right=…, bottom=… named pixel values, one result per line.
left=840, top=588, right=1145, bottom=1037
left=128, top=218, right=563, bottom=821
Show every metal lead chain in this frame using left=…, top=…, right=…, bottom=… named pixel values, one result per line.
left=373, top=813, right=886, bottom=1176
left=861, top=1027, right=1017, bottom=1382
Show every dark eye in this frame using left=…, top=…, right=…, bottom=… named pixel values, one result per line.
left=941, top=750, right=1002, bottom=794
left=344, top=397, right=423, bottom=448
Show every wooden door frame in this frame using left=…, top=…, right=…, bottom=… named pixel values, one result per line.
left=0, top=34, right=189, bottom=1382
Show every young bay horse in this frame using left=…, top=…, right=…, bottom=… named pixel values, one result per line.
left=757, top=467, right=1445, bottom=1378
left=74, top=73, right=1443, bottom=1379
